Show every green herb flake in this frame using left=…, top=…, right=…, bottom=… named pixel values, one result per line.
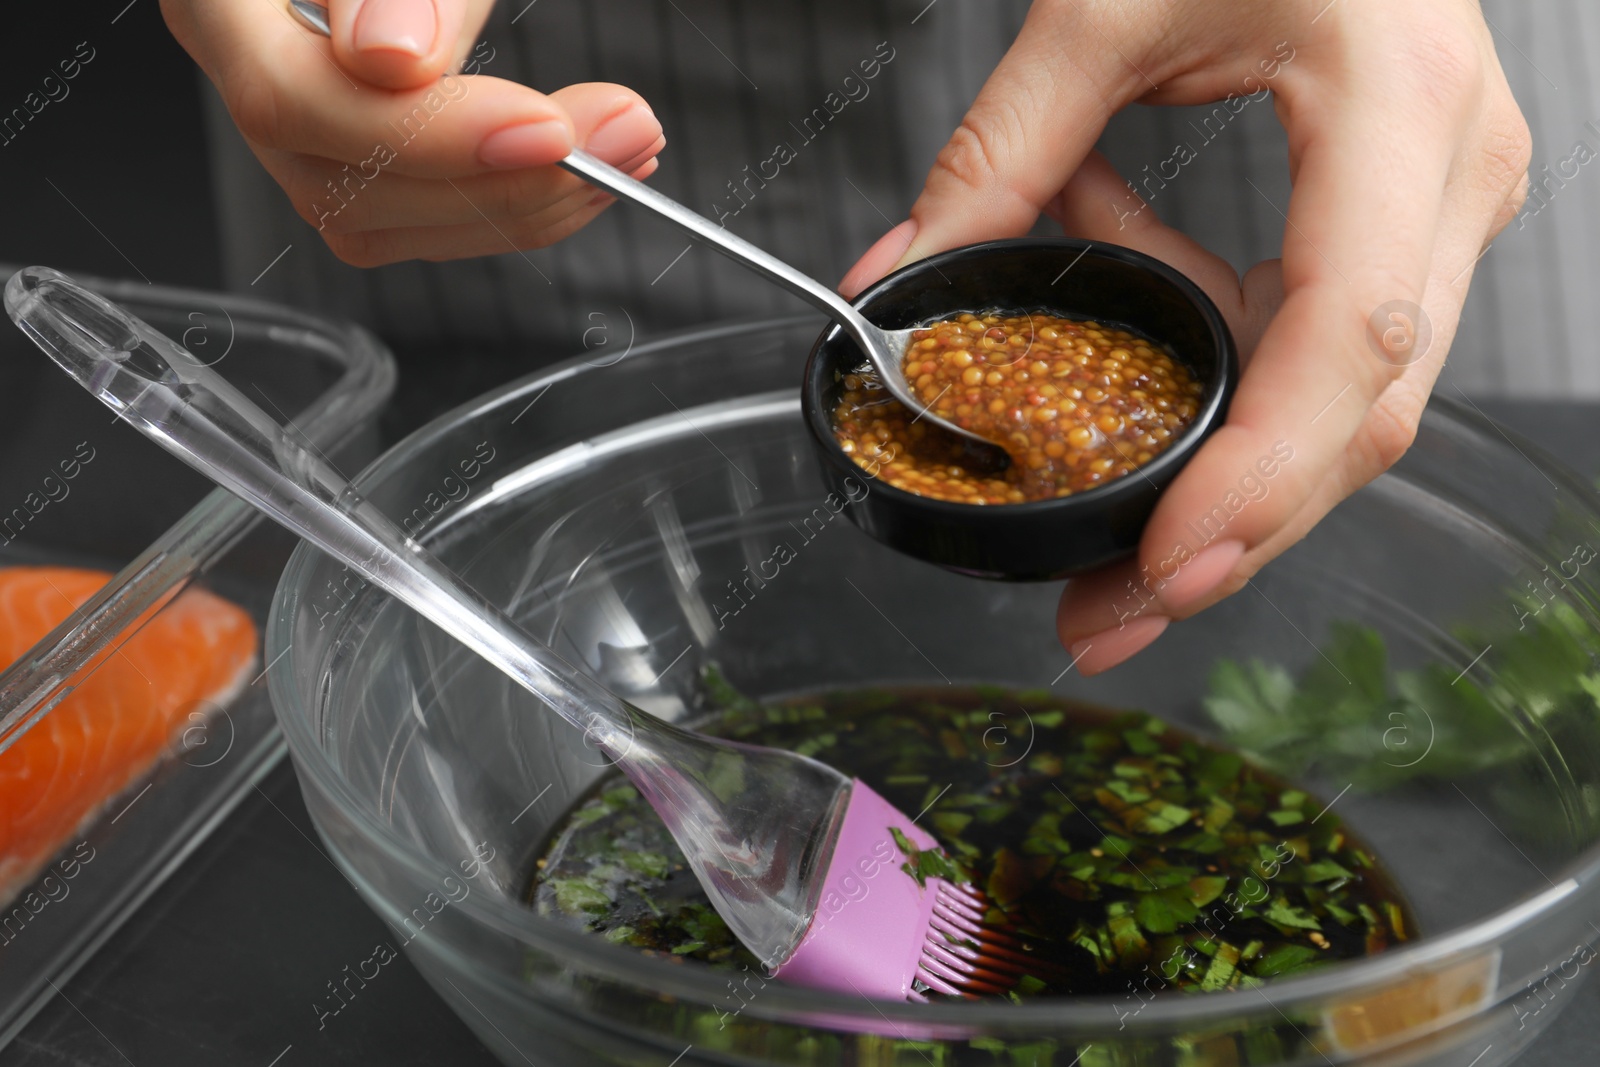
left=1263, top=898, right=1322, bottom=931
left=619, top=851, right=671, bottom=879
left=1201, top=796, right=1236, bottom=833
left=1108, top=913, right=1149, bottom=960
left=551, top=876, right=611, bottom=916
left=1101, top=834, right=1138, bottom=856
left=704, top=750, right=745, bottom=802
left=793, top=732, right=837, bottom=757
left=1016, top=975, right=1048, bottom=995
left=1179, top=831, right=1227, bottom=854
left=569, top=804, right=612, bottom=827
left=931, top=811, right=974, bottom=837
left=1129, top=801, right=1195, bottom=835
left=1104, top=779, right=1151, bottom=805
left=1135, top=888, right=1200, bottom=934
left=1199, top=942, right=1241, bottom=991
left=892, top=826, right=967, bottom=889
left=1325, top=901, right=1358, bottom=925
left=1252, top=943, right=1322, bottom=978
left=1123, top=729, right=1161, bottom=755
left=1188, top=876, right=1228, bottom=908
left=1302, top=859, right=1355, bottom=883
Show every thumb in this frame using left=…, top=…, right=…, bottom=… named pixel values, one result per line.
left=326, top=0, right=494, bottom=90
left=864, top=8, right=1151, bottom=280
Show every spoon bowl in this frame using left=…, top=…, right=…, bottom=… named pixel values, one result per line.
left=802, top=237, right=1238, bottom=581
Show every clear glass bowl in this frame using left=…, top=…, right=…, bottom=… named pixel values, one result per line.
left=270, top=317, right=1600, bottom=1067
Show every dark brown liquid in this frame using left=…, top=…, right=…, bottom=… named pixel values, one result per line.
left=529, top=684, right=1413, bottom=998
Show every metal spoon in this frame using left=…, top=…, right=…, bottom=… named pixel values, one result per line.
left=287, top=0, right=1001, bottom=457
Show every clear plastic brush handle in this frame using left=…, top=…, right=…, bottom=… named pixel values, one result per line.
left=5, top=265, right=847, bottom=969
left=8, top=266, right=626, bottom=744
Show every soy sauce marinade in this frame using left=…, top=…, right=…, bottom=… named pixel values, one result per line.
left=529, top=678, right=1412, bottom=998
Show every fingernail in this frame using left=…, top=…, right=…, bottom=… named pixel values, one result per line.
left=1069, top=616, right=1169, bottom=676
left=1158, top=540, right=1244, bottom=612
left=353, top=0, right=437, bottom=56
left=584, top=103, right=664, bottom=163
left=478, top=120, right=571, bottom=169
left=840, top=219, right=917, bottom=298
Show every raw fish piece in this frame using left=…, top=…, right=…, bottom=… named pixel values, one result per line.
left=0, top=567, right=256, bottom=901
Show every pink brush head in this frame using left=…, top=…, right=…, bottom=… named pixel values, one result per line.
left=772, top=780, right=1059, bottom=1001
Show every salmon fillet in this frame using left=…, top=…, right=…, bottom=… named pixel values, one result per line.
left=0, top=567, right=257, bottom=900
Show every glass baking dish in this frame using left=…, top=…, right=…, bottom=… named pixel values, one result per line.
left=0, top=265, right=395, bottom=1046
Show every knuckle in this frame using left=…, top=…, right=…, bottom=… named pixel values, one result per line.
left=490, top=169, right=558, bottom=220
left=1493, top=171, right=1531, bottom=237
left=313, top=206, right=362, bottom=237
left=923, top=65, right=1081, bottom=223
left=487, top=176, right=525, bottom=220
left=1492, top=112, right=1535, bottom=185
left=506, top=210, right=588, bottom=250
left=280, top=167, right=341, bottom=230
left=224, top=67, right=286, bottom=148
left=929, top=113, right=1015, bottom=201
left=1484, top=109, right=1534, bottom=200
left=158, top=0, right=197, bottom=51
left=1387, top=21, right=1484, bottom=119
left=282, top=163, right=370, bottom=235
left=323, top=231, right=390, bottom=269
left=1356, top=283, right=1429, bottom=375
left=1356, top=389, right=1424, bottom=474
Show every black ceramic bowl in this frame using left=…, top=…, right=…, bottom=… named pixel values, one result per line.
left=801, top=238, right=1237, bottom=581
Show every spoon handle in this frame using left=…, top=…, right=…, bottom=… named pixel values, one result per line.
left=4, top=266, right=631, bottom=751
left=559, top=149, right=875, bottom=335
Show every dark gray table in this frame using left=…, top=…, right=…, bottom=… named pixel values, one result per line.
left=5, top=400, right=1597, bottom=1066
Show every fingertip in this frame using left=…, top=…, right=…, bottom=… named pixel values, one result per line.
left=580, top=99, right=664, bottom=165
left=1069, top=616, right=1169, bottom=676
left=840, top=219, right=917, bottom=298
left=619, top=139, right=666, bottom=179
left=1055, top=562, right=1141, bottom=647
left=1057, top=536, right=1245, bottom=655
left=1154, top=539, right=1245, bottom=614
left=331, top=0, right=457, bottom=89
